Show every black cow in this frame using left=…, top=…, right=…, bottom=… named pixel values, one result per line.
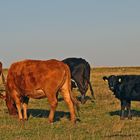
left=103, top=75, right=140, bottom=120
left=62, top=58, right=95, bottom=104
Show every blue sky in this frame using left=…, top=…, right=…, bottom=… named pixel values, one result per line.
left=0, top=0, right=140, bottom=67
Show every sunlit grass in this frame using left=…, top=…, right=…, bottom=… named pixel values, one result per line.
left=0, top=67, right=140, bottom=140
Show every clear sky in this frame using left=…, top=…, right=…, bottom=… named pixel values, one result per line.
left=0, top=0, right=140, bottom=68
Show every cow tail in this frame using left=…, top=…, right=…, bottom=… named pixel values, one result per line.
left=66, top=64, right=80, bottom=117
left=69, top=80, right=80, bottom=117
left=70, top=90, right=80, bottom=117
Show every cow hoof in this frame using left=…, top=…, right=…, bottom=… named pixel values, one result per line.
left=24, top=118, right=28, bottom=121
left=71, top=119, right=76, bottom=124
left=128, top=116, right=132, bottom=120
left=91, top=100, right=96, bottom=105
left=19, top=118, right=23, bottom=121
left=76, top=118, right=81, bottom=122
left=48, top=120, right=53, bottom=124
left=120, top=117, right=125, bottom=120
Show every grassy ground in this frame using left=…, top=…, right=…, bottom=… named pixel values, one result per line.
left=0, top=67, right=140, bottom=140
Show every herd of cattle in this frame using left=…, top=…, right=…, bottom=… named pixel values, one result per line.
left=0, top=58, right=140, bottom=123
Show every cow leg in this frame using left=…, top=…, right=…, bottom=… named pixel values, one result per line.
left=12, top=90, right=23, bottom=120
left=22, top=97, right=29, bottom=120
left=88, top=80, right=95, bottom=100
left=73, top=76, right=86, bottom=104
left=120, top=100, right=127, bottom=120
left=48, top=95, right=58, bottom=123
left=126, top=100, right=132, bottom=119
left=22, top=103, right=27, bottom=120
left=61, top=89, right=76, bottom=123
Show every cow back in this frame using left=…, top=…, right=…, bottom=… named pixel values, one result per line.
left=6, top=59, right=69, bottom=99
left=63, top=58, right=91, bottom=91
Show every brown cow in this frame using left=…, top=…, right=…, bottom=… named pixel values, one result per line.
left=4, top=59, right=79, bottom=123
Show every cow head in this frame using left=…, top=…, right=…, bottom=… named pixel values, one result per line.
left=5, top=92, right=17, bottom=115
left=82, top=81, right=89, bottom=104
left=0, top=91, right=17, bottom=115
left=71, top=78, right=88, bottom=104
left=103, top=75, right=122, bottom=92
left=78, top=80, right=89, bottom=104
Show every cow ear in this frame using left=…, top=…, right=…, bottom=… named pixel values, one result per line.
left=103, top=76, right=108, bottom=82
left=118, top=78, right=122, bottom=83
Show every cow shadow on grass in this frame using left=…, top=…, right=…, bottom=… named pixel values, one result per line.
left=58, top=96, right=93, bottom=103
left=77, top=96, right=95, bottom=103
left=109, top=110, right=140, bottom=118
left=28, top=109, right=70, bottom=122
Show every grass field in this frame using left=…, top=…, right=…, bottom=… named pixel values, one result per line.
left=0, top=67, right=140, bottom=140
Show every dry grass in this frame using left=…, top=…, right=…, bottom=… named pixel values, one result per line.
left=0, top=67, right=140, bottom=140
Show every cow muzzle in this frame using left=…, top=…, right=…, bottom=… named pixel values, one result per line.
left=81, top=94, right=86, bottom=104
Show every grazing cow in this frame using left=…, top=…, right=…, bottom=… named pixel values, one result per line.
left=103, top=75, right=140, bottom=120
left=62, top=58, right=95, bottom=104
left=3, top=59, right=79, bottom=123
